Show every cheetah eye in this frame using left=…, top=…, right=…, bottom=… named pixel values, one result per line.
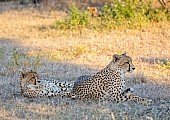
left=124, top=62, right=129, bottom=65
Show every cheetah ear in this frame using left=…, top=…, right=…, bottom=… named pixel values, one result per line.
left=122, top=52, right=126, bottom=56
left=113, top=54, right=120, bottom=63
left=20, top=71, right=25, bottom=78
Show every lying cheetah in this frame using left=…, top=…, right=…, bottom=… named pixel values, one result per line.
left=20, top=53, right=152, bottom=104
left=69, top=53, right=153, bottom=104
left=20, top=70, right=72, bottom=98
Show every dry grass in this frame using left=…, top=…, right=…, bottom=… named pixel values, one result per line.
left=0, top=2, right=170, bottom=120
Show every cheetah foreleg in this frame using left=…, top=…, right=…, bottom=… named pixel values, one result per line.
left=110, top=91, right=153, bottom=105
left=128, top=94, right=154, bottom=105
left=23, top=89, right=49, bottom=98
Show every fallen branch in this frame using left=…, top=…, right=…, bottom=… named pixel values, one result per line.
left=157, top=0, right=169, bottom=11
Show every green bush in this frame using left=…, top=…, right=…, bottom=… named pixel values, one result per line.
left=54, top=5, right=90, bottom=30
left=53, top=0, right=169, bottom=30
left=100, top=0, right=169, bottom=29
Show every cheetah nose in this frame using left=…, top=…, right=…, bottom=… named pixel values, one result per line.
left=132, top=68, right=135, bottom=70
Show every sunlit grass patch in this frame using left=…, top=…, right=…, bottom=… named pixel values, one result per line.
left=158, top=60, right=170, bottom=69
left=28, top=44, right=91, bottom=61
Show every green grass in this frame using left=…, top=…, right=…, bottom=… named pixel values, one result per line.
left=158, top=60, right=170, bottom=69
left=6, top=48, right=42, bottom=75
left=0, top=47, right=3, bottom=62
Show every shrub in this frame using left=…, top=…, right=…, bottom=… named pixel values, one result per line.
left=53, top=0, right=170, bottom=30
left=100, top=0, right=169, bottom=29
left=54, top=5, right=90, bottom=30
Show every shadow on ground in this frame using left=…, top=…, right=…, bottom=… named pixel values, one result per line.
left=0, top=38, right=170, bottom=119
left=0, top=0, right=108, bottom=13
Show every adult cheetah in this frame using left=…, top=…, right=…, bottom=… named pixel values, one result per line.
left=69, top=53, right=153, bottom=104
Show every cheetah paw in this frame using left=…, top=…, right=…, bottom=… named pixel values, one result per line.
left=142, top=99, right=154, bottom=105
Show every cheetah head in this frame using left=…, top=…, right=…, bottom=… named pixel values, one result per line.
left=110, top=52, right=135, bottom=73
left=87, top=7, right=98, bottom=17
left=20, top=70, right=40, bottom=88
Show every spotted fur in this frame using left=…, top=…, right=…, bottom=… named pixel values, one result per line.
left=19, top=53, right=153, bottom=105
left=19, top=70, right=72, bottom=98
left=74, top=75, right=92, bottom=86
left=69, top=53, right=153, bottom=104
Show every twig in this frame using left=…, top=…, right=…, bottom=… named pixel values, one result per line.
left=158, top=0, right=168, bottom=11
left=111, top=112, right=115, bottom=120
